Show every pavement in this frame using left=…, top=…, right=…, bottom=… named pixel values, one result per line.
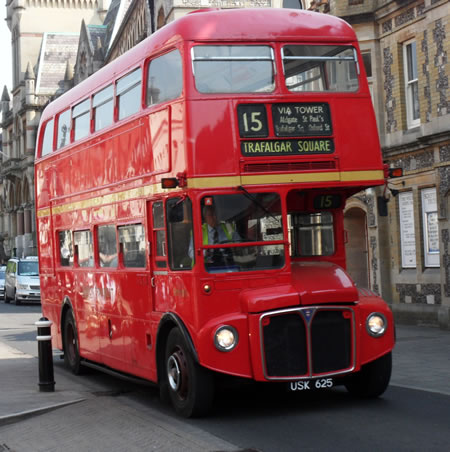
left=0, top=324, right=449, bottom=451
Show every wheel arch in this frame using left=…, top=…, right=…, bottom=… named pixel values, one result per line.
left=155, top=312, right=199, bottom=384
left=60, top=296, right=75, bottom=351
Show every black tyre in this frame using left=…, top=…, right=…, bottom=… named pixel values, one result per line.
left=164, top=328, right=214, bottom=417
left=63, top=310, right=83, bottom=374
left=345, top=352, right=392, bottom=398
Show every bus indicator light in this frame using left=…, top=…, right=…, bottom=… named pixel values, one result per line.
left=161, top=178, right=179, bottom=189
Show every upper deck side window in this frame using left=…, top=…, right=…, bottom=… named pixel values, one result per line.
left=117, top=68, right=142, bottom=120
left=146, top=49, right=183, bottom=106
left=72, top=99, right=91, bottom=141
left=283, top=45, right=359, bottom=92
left=93, top=85, right=114, bottom=131
left=192, top=45, right=275, bottom=94
left=57, top=109, right=71, bottom=150
left=41, top=119, right=54, bottom=157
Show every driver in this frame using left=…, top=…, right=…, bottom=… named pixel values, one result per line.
left=188, top=204, right=240, bottom=266
left=202, top=205, right=237, bottom=245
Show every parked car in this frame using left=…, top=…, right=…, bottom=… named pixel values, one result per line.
left=0, top=266, right=6, bottom=299
left=4, top=257, right=40, bottom=305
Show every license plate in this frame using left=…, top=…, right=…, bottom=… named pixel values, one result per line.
left=288, top=378, right=333, bottom=391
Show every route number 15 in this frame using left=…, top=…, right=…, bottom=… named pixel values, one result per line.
left=237, top=104, right=268, bottom=138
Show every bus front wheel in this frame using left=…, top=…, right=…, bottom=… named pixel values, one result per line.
left=63, top=310, right=82, bottom=375
left=164, top=328, right=214, bottom=417
left=345, top=352, right=392, bottom=398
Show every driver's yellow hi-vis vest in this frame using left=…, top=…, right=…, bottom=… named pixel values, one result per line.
left=202, top=223, right=233, bottom=244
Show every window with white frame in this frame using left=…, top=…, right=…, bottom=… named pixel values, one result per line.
left=403, top=40, right=420, bottom=129
left=421, top=188, right=440, bottom=268
left=399, top=191, right=416, bottom=268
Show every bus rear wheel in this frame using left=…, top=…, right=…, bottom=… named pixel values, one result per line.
left=345, top=352, right=392, bottom=398
left=63, top=310, right=82, bottom=375
left=164, top=328, right=214, bottom=418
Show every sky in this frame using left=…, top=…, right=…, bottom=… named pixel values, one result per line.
left=1, top=4, right=12, bottom=94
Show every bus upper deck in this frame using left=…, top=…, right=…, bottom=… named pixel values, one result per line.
left=35, top=8, right=383, bottom=214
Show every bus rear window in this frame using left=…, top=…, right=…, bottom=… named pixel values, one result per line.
left=192, top=45, right=275, bottom=93
left=283, top=45, right=359, bottom=92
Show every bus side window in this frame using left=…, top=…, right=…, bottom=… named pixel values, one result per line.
left=146, top=49, right=182, bottom=106
left=58, top=230, right=73, bottom=266
left=118, top=224, right=146, bottom=268
left=56, top=109, right=71, bottom=149
left=72, top=99, right=91, bottom=141
left=73, top=230, right=94, bottom=267
left=41, top=119, right=54, bottom=157
left=117, top=68, right=142, bottom=120
left=166, top=197, right=194, bottom=270
left=93, top=85, right=114, bottom=131
left=98, top=225, right=118, bottom=268
left=152, top=202, right=167, bottom=268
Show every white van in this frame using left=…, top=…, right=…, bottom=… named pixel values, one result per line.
left=4, top=257, right=40, bottom=305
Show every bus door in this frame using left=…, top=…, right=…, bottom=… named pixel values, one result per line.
left=149, top=197, right=195, bottom=313
left=149, top=200, right=170, bottom=312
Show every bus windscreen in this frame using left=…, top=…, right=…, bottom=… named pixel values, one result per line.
left=192, top=45, right=275, bottom=93
left=283, top=45, right=359, bottom=92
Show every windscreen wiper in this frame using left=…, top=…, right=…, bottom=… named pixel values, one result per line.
left=238, top=186, right=281, bottom=226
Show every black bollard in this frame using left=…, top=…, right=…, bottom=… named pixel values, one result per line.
left=35, top=317, right=55, bottom=392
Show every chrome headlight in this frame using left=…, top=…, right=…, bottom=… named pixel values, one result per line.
left=366, top=313, right=387, bottom=337
left=17, top=283, right=29, bottom=290
left=214, top=325, right=238, bottom=352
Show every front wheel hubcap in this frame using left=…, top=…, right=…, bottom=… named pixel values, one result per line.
left=167, top=349, right=188, bottom=399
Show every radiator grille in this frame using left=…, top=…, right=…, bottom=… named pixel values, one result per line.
left=261, top=307, right=354, bottom=379
left=263, top=313, right=308, bottom=377
left=311, top=310, right=352, bottom=374
left=243, top=161, right=336, bottom=173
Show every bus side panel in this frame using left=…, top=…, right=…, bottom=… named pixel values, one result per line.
left=37, top=215, right=53, bottom=275
left=72, top=269, right=102, bottom=362
left=186, top=100, right=238, bottom=177
left=49, top=119, right=145, bottom=200
left=332, top=97, right=383, bottom=172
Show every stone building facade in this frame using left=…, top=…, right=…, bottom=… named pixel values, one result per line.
left=0, top=0, right=109, bottom=260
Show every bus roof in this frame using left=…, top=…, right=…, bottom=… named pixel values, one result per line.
left=38, top=8, right=356, bottom=123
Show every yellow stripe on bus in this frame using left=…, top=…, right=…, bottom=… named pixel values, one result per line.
left=187, top=170, right=384, bottom=188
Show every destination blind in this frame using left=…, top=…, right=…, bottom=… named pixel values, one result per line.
left=237, top=102, right=334, bottom=157
left=241, top=138, right=334, bottom=156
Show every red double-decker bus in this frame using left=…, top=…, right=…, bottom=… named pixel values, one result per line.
left=35, top=8, right=394, bottom=417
